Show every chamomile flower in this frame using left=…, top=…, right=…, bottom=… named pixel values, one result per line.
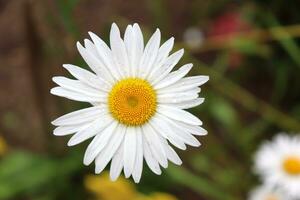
left=249, top=185, right=289, bottom=200
left=254, top=133, right=300, bottom=198
left=51, top=23, right=208, bottom=183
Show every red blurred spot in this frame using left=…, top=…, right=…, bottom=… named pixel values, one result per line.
left=208, top=11, right=252, bottom=69
left=208, top=12, right=251, bottom=38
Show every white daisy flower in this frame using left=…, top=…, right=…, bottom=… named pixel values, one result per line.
left=254, top=133, right=300, bottom=198
left=51, top=23, right=209, bottom=183
left=249, top=185, right=290, bottom=200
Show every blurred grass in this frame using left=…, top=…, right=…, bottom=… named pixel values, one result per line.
left=186, top=52, right=300, bottom=132
left=167, top=165, right=236, bottom=200
left=55, top=0, right=80, bottom=37
left=0, top=150, right=82, bottom=199
left=266, top=14, right=300, bottom=68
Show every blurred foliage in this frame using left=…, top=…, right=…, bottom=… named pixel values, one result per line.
left=0, top=150, right=83, bottom=200
left=1, top=0, right=300, bottom=200
left=0, top=137, right=8, bottom=156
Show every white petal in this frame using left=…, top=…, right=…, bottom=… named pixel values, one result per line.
left=88, top=32, right=121, bottom=80
left=124, top=127, right=137, bottom=178
left=124, top=25, right=136, bottom=77
left=156, top=37, right=175, bottom=64
left=68, top=114, right=113, bottom=146
left=62, top=64, right=111, bottom=91
left=95, top=124, right=126, bottom=174
left=53, top=123, right=90, bottom=136
left=77, top=42, right=115, bottom=83
left=142, top=124, right=168, bottom=168
left=154, top=63, right=193, bottom=90
left=52, top=77, right=106, bottom=98
left=50, top=87, right=101, bottom=102
left=142, top=134, right=162, bottom=175
left=160, top=138, right=182, bottom=165
left=83, top=121, right=118, bottom=165
left=149, top=49, right=184, bottom=84
left=150, top=115, right=186, bottom=150
left=52, top=106, right=105, bottom=126
left=110, top=140, right=125, bottom=181
left=132, top=24, right=144, bottom=77
left=175, top=121, right=207, bottom=136
left=88, top=32, right=112, bottom=63
left=166, top=145, right=182, bottom=165
left=84, top=39, right=99, bottom=58
left=158, top=87, right=201, bottom=95
left=163, top=98, right=204, bottom=109
left=139, top=29, right=161, bottom=78
left=110, top=23, right=130, bottom=78
left=125, top=24, right=144, bottom=77
left=148, top=37, right=174, bottom=77
left=133, top=23, right=144, bottom=53
left=162, top=117, right=201, bottom=147
left=158, top=105, right=202, bottom=125
left=132, top=127, right=143, bottom=183
left=157, top=91, right=199, bottom=104
left=178, top=133, right=201, bottom=147
left=159, top=75, right=209, bottom=93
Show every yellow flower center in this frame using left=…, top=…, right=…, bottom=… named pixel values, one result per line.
left=108, top=78, right=157, bottom=126
left=283, top=156, right=300, bottom=175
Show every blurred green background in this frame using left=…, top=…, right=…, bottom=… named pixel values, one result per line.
left=0, top=0, right=300, bottom=199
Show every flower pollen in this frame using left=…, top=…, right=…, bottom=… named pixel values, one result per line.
left=108, top=78, right=157, bottom=126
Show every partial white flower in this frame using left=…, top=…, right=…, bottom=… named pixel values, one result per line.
left=249, top=185, right=290, bottom=200
left=51, top=23, right=208, bottom=183
left=254, top=133, right=300, bottom=198
left=183, top=27, right=204, bottom=49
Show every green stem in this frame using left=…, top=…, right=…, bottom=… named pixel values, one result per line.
left=266, top=15, right=300, bottom=68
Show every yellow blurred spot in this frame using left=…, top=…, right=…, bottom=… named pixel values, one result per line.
left=135, top=193, right=178, bottom=200
left=84, top=172, right=137, bottom=200
left=84, top=173, right=178, bottom=200
left=0, top=136, right=7, bottom=156
left=150, top=193, right=178, bottom=200
left=265, top=194, right=279, bottom=200
left=134, top=195, right=152, bottom=200
left=283, top=156, right=300, bottom=175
